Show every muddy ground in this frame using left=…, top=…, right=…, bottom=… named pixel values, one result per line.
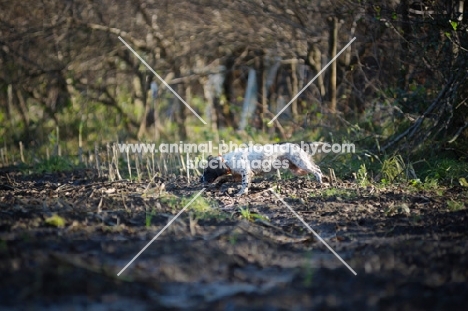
left=0, top=168, right=467, bottom=310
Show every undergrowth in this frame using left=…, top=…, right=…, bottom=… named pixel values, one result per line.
left=160, top=193, right=227, bottom=221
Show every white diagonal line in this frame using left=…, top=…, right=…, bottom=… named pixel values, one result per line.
left=269, top=188, right=357, bottom=275
left=117, top=188, right=206, bottom=276
left=118, top=36, right=207, bottom=125
left=268, top=37, right=356, bottom=124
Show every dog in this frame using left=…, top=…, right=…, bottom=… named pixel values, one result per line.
left=200, top=143, right=322, bottom=196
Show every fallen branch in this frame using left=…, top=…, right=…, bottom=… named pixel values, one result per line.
left=381, top=75, right=456, bottom=153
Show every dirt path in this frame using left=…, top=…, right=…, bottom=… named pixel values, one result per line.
left=0, top=170, right=467, bottom=310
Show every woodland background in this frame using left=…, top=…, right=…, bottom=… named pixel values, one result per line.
left=1, top=0, right=467, bottom=180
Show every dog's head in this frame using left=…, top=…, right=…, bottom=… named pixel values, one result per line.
left=200, top=155, right=229, bottom=184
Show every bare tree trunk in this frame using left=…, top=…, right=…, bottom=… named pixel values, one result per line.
left=222, top=57, right=235, bottom=128
left=261, top=61, right=267, bottom=132
left=239, top=68, right=257, bottom=131
left=203, top=78, right=218, bottom=133
left=15, top=88, right=30, bottom=128
left=136, top=73, right=148, bottom=139
left=307, top=43, right=326, bottom=97
left=7, top=84, right=15, bottom=131
left=328, top=16, right=338, bottom=113
left=291, top=60, right=298, bottom=118
left=179, top=84, right=188, bottom=140
left=169, top=83, right=186, bottom=141
left=342, top=12, right=362, bottom=115
left=452, top=1, right=465, bottom=56
left=152, top=82, right=160, bottom=142
left=457, top=0, right=465, bottom=21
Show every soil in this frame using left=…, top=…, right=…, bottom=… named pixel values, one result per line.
left=0, top=169, right=467, bottom=310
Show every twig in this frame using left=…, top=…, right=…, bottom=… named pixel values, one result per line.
left=381, top=75, right=455, bottom=153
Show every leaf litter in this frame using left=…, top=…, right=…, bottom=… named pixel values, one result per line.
left=0, top=169, right=467, bottom=310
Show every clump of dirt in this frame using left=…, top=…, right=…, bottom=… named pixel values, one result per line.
left=0, top=169, right=467, bottom=310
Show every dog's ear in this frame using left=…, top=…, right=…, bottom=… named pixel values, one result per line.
left=207, top=155, right=214, bottom=160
